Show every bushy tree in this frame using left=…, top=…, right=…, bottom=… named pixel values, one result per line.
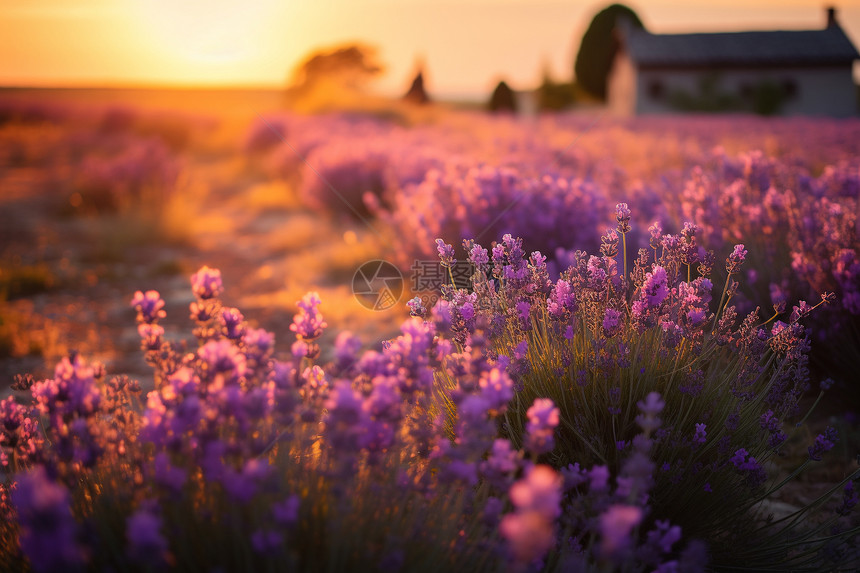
left=537, top=65, right=577, bottom=111
left=285, top=43, right=384, bottom=110
left=574, top=4, right=644, bottom=100
left=488, top=80, right=518, bottom=113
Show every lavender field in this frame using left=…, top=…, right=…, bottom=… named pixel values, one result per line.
left=1, top=91, right=860, bottom=571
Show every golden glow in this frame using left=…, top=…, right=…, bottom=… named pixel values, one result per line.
left=132, top=0, right=281, bottom=64
left=1, top=1, right=859, bottom=96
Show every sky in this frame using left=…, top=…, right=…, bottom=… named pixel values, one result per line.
left=2, top=0, right=859, bottom=98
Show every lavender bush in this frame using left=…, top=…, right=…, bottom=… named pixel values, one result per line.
left=72, top=138, right=180, bottom=214
left=259, top=111, right=860, bottom=394
left=430, top=210, right=860, bottom=569
left=2, top=222, right=858, bottom=571
left=371, top=163, right=606, bottom=265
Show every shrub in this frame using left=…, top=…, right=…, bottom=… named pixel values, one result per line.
left=431, top=208, right=859, bottom=569
left=2, top=224, right=858, bottom=571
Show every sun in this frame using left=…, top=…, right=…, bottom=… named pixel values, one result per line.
left=131, top=0, right=283, bottom=64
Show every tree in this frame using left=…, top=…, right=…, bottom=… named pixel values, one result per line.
left=537, top=63, right=576, bottom=111
left=285, top=43, right=384, bottom=110
left=574, top=4, right=644, bottom=101
left=403, top=71, right=430, bottom=105
left=488, top=81, right=518, bottom=113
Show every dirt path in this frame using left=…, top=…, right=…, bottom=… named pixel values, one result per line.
left=0, top=114, right=406, bottom=394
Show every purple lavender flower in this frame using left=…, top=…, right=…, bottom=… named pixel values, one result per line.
left=0, top=395, right=25, bottom=440
left=324, top=381, right=367, bottom=455
left=808, top=426, right=838, bottom=461
left=698, top=249, right=716, bottom=276
left=189, top=300, right=213, bottom=323
left=301, top=365, right=329, bottom=399
left=480, top=439, right=522, bottom=489
left=12, top=467, right=85, bottom=572
left=588, top=465, right=610, bottom=492
left=130, top=290, right=166, bottom=324
left=273, top=494, right=301, bottom=526
left=561, top=462, right=586, bottom=490
left=693, top=423, right=707, bottom=447
left=447, top=290, right=478, bottom=345
left=137, top=323, right=164, bottom=351
left=616, top=202, right=632, bottom=233
left=197, top=339, right=247, bottom=388
left=469, top=243, right=489, bottom=266
left=661, top=234, right=682, bottom=259
left=525, top=398, right=560, bottom=455
left=649, top=519, right=683, bottom=554
left=251, top=530, right=283, bottom=554
left=478, top=368, right=514, bottom=414
left=221, top=458, right=271, bottom=503
left=221, top=307, right=246, bottom=340
left=608, top=387, right=622, bottom=416
left=730, top=449, right=768, bottom=489
left=603, top=308, right=622, bottom=336
left=599, top=504, right=642, bottom=559
left=499, top=510, right=555, bottom=563
left=243, top=327, right=275, bottom=366
left=726, top=244, right=748, bottom=274
left=836, top=481, right=857, bottom=517
left=190, top=266, right=223, bottom=300
left=153, top=452, right=187, bottom=492
left=547, top=279, right=577, bottom=321
left=509, top=464, right=562, bottom=519
left=482, top=496, right=504, bottom=527
left=127, top=506, right=168, bottom=564
left=586, top=255, right=608, bottom=291
left=760, top=410, right=787, bottom=449
left=649, top=221, right=663, bottom=250
left=290, top=292, right=327, bottom=342
left=515, top=300, right=532, bottom=329
left=333, top=331, right=362, bottom=373
left=406, top=296, right=427, bottom=318
left=601, top=228, right=620, bottom=258
left=642, top=266, right=669, bottom=307
left=635, top=392, right=665, bottom=434
left=435, top=238, right=456, bottom=267
left=33, top=354, right=102, bottom=422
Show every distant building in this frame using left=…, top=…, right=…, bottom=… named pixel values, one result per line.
left=608, top=7, right=860, bottom=116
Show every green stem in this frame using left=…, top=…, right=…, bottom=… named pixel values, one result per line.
left=754, top=311, right=781, bottom=329
left=622, top=231, right=628, bottom=280
left=794, top=390, right=824, bottom=429
left=711, top=271, right=733, bottom=333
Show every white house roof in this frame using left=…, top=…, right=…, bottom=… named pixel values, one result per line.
left=624, top=24, right=860, bottom=68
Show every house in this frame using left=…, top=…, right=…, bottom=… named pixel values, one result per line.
left=608, top=7, right=860, bottom=116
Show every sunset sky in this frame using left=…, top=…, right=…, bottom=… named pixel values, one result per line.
left=2, top=0, right=859, bottom=98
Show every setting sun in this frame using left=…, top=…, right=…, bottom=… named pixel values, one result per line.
left=2, top=0, right=860, bottom=570
left=131, top=0, right=283, bottom=64
left=2, top=1, right=859, bottom=96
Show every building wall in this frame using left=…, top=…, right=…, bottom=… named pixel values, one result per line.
left=607, top=50, right=637, bottom=116
left=631, top=65, right=857, bottom=117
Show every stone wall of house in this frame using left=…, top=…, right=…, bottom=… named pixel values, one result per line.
left=607, top=50, right=637, bottom=116
left=631, top=65, right=857, bottom=117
